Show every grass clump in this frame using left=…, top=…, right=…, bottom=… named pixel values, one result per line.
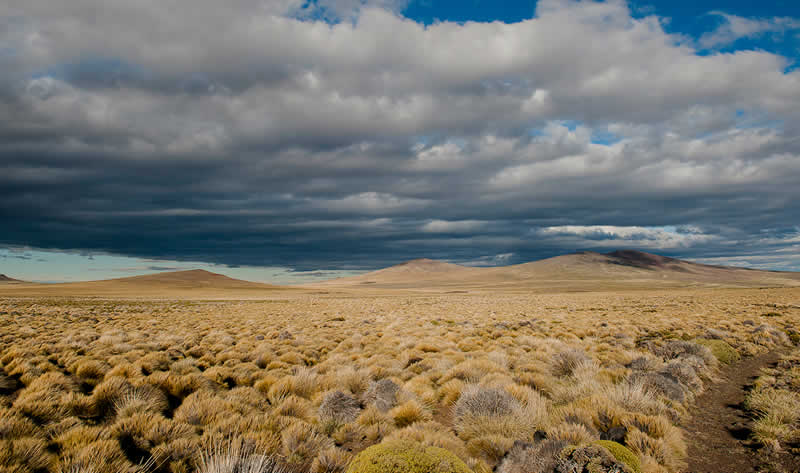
left=345, top=440, right=471, bottom=473
left=745, top=370, right=800, bottom=449
left=198, top=442, right=286, bottom=473
left=551, top=349, right=590, bottom=377
left=318, top=391, right=361, bottom=424
left=558, top=444, right=637, bottom=473
left=693, top=338, right=740, bottom=364
left=594, top=440, right=642, bottom=473
left=453, top=386, right=519, bottom=419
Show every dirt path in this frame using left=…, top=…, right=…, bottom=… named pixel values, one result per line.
left=683, top=350, right=784, bottom=473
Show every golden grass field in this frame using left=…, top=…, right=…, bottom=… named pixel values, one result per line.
left=1, top=279, right=799, bottom=473
left=1, top=251, right=800, bottom=473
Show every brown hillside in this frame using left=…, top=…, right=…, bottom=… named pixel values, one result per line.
left=0, top=269, right=298, bottom=299
left=315, top=250, right=800, bottom=292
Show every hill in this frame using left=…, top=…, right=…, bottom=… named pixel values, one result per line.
left=0, top=274, right=22, bottom=283
left=316, top=250, right=800, bottom=292
left=92, top=269, right=277, bottom=289
left=329, top=258, right=481, bottom=286
left=0, top=269, right=298, bottom=299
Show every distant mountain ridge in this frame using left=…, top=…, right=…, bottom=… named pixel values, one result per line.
left=2, top=251, right=799, bottom=296
left=317, top=250, right=800, bottom=290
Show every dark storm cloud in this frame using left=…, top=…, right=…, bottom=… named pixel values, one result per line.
left=1, top=0, right=799, bottom=273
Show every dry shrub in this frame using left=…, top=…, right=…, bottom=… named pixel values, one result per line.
left=171, top=358, right=201, bottom=375
left=548, top=422, right=596, bottom=445
left=466, top=435, right=514, bottom=466
left=197, top=441, right=286, bottom=473
left=254, top=375, right=279, bottom=396
left=136, top=352, right=173, bottom=374
left=556, top=444, right=634, bottom=473
left=454, top=386, right=520, bottom=420
left=383, top=422, right=470, bottom=464
left=363, top=379, right=399, bottom=412
left=745, top=384, right=800, bottom=447
left=0, top=369, right=20, bottom=394
left=151, top=437, right=200, bottom=469
left=310, top=447, right=351, bottom=473
left=174, top=391, right=232, bottom=427
left=355, top=405, right=394, bottom=437
left=497, top=439, right=568, bottom=473
left=551, top=349, right=591, bottom=377
left=91, top=377, right=135, bottom=417
left=1, top=436, right=55, bottom=472
left=602, top=381, right=670, bottom=419
left=14, top=372, right=81, bottom=423
left=275, top=395, right=313, bottom=422
left=73, top=360, right=110, bottom=381
left=111, top=411, right=194, bottom=458
left=659, top=361, right=701, bottom=392
left=225, top=387, right=270, bottom=413
left=454, top=386, right=548, bottom=441
left=160, top=373, right=218, bottom=399
left=441, top=359, right=502, bottom=384
left=281, top=422, right=333, bottom=471
left=58, top=439, right=132, bottom=473
left=652, top=341, right=715, bottom=367
left=628, top=372, right=686, bottom=402
left=267, top=368, right=317, bottom=403
left=329, top=367, right=370, bottom=397
left=437, top=379, right=465, bottom=406
left=318, top=391, right=361, bottom=424
left=389, top=399, right=431, bottom=428
left=53, top=425, right=106, bottom=454
left=106, top=362, right=141, bottom=379
left=625, top=428, right=686, bottom=472
left=114, top=385, right=169, bottom=418
left=0, top=408, right=39, bottom=438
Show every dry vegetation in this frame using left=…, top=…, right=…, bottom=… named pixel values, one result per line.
left=745, top=343, right=800, bottom=471
left=0, top=288, right=798, bottom=473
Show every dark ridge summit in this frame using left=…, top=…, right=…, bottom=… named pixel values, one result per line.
left=605, top=250, right=680, bottom=269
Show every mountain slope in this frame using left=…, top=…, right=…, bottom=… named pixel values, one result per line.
left=91, top=269, right=277, bottom=289
left=0, top=274, right=22, bottom=283
left=316, top=251, right=800, bottom=291
left=318, top=258, right=481, bottom=288
left=0, top=269, right=294, bottom=298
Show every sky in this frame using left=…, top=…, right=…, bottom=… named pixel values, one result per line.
left=1, top=0, right=799, bottom=283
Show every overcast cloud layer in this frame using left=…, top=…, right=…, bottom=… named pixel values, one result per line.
left=1, top=0, right=799, bottom=273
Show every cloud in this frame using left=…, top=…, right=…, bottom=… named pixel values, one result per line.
left=535, top=225, right=717, bottom=249
left=699, top=12, right=800, bottom=49
left=0, top=0, right=799, bottom=271
left=421, top=220, right=488, bottom=233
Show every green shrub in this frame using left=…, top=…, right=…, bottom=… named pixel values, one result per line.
left=345, top=440, right=471, bottom=473
left=693, top=339, right=740, bottom=364
left=594, top=440, right=642, bottom=473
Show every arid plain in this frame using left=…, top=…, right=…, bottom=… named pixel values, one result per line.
left=1, top=251, right=799, bottom=473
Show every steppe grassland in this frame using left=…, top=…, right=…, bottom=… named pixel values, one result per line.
left=0, top=288, right=798, bottom=473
